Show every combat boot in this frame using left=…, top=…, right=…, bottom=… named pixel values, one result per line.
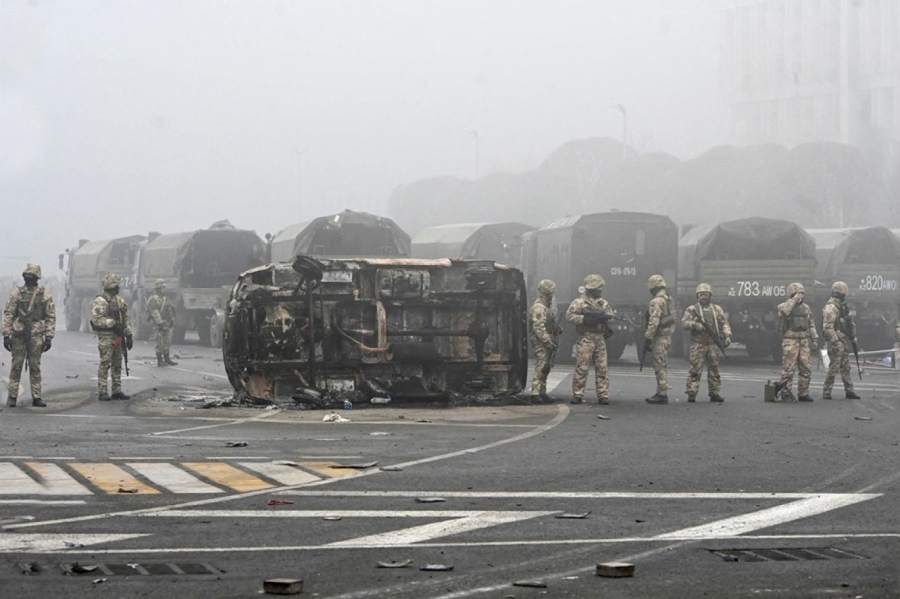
left=845, top=390, right=860, bottom=400
left=6, top=397, right=16, bottom=407
left=570, top=396, right=584, bottom=405
left=822, top=390, right=832, bottom=400
left=98, top=393, right=112, bottom=401
left=157, top=353, right=166, bottom=367
left=164, top=353, right=178, bottom=366
left=686, top=393, right=696, bottom=403
left=539, top=392, right=552, bottom=402
left=597, top=397, right=609, bottom=405
left=645, top=394, right=669, bottom=404
left=111, top=391, right=131, bottom=400
left=709, top=394, right=724, bottom=403
left=32, top=398, right=46, bottom=407
left=798, top=394, right=814, bottom=402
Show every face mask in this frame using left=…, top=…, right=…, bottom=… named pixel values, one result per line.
left=23, top=276, right=38, bottom=287
left=698, top=295, right=710, bottom=306
left=109, top=287, right=120, bottom=296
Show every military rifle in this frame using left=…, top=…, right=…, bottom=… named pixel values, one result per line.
left=696, top=313, right=728, bottom=360
left=842, top=304, right=862, bottom=380
left=639, top=309, right=649, bottom=371
left=21, top=290, right=39, bottom=372
left=110, top=298, right=130, bottom=377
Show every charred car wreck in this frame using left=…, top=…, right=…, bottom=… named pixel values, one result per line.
left=223, top=257, right=528, bottom=404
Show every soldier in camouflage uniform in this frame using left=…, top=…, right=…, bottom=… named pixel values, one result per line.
left=148, top=279, right=178, bottom=367
left=681, top=283, right=731, bottom=403
left=644, top=274, right=676, bottom=404
left=565, top=274, right=616, bottom=405
left=91, top=274, right=133, bottom=401
left=776, top=282, right=819, bottom=402
left=529, top=279, right=561, bottom=400
left=821, top=281, right=860, bottom=400
left=2, top=264, right=56, bottom=407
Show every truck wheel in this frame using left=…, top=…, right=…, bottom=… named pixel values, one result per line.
left=65, top=300, right=81, bottom=332
left=209, top=318, right=223, bottom=349
left=770, top=338, right=784, bottom=365
left=79, top=299, right=92, bottom=333
left=606, top=337, right=626, bottom=361
left=172, top=326, right=186, bottom=344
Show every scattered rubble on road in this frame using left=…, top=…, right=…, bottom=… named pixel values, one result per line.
left=376, top=559, right=413, bottom=569
left=596, top=562, right=635, bottom=578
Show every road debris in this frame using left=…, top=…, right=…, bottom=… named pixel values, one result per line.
left=322, top=516, right=342, bottom=521
left=370, top=432, right=393, bottom=436
left=273, top=460, right=300, bottom=467
left=65, top=374, right=79, bottom=379
left=267, top=499, right=295, bottom=506
left=513, top=580, right=547, bottom=588
left=596, top=562, right=635, bottom=578
left=377, top=559, right=413, bottom=569
left=416, top=419, right=432, bottom=423
left=117, top=487, right=139, bottom=494
left=18, top=562, right=39, bottom=575
left=1, top=515, right=35, bottom=525
left=225, top=441, right=249, bottom=447
left=597, top=414, right=610, bottom=420
left=263, top=578, right=304, bottom=595
left=419, top=564, right=454, bottom=572
left=854, top=416, right=872, bottom=421
left=380, top=466, right=404, bottom=472
left=555, top=511, right=591, bottom=519
left=323, top=414, right=350, bottom=423
left=63, top=542, right=85, bottom=548
left=415, top=497, right=446, bottom=503
left=333, top=461, right=379, bottom=469
left=92, top=578, right=107, bottom=585
left=68, top=563, right=98, bottom=573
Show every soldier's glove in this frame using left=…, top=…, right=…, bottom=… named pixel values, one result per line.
left=2, top=336, right=10, bottom=352
left=691, top=323, right=705, bottom=333
left=723, top=337, right=731, bottom=348
left=125, top=335, right=134, bottom=350
left=643, top=338, right=653, bottom=352
left=811, top=339, right=818, bottom=352
left=42, top=338, right=52, bottom=352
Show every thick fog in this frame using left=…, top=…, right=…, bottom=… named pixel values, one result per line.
left=2, top=0, right=725, bottom=276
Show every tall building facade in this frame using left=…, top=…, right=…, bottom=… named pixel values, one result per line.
left=720, top=0, right=899, bottom=202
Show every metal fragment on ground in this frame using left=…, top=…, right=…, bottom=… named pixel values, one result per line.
left=225, top=441, right=249, bottom=447
left=596, top=562, right=635, bottom=578
left=323, top=516, right=342, bottom=521
left=415, top=497, right=446, bottom=503
left=854, top=416, right=872, bottom=421
left=323, top=414, right=350, bottom=423
left=376, top=559, right=413, bottom=569
left=380, top=465, right=404, bottom=472
left=333, top=461, right=379, bottom=469
left=597, top=414, right=610, bottom=420
left=117, top=487, right=139, bottom=493
left=370, top=432, right=392, bottom=436
left=92, top=578, right=107, bottom=584
left=513, top=580, right=547, bottom=588
left=555, top=511, right=591, bottom=519
left=419, top=564, right=454, bottom=571
left=267, top=499, right=295, bottom=506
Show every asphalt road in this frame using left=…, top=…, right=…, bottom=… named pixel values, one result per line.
left=0, top=330, right=898, bottom=598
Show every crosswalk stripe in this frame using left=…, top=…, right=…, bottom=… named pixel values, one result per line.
left=127, top=463, right=224, bottom=494
left=0, top=463, right=45, bottom=494
left=182, top=462, right=274, bottom=493
left=239, top=462, right=321, bottom=486
left=69, top=463, right=160, bottom=495
left=25, top=462, right=91, bottom=495
left=298, top=461, right=358, bottom=478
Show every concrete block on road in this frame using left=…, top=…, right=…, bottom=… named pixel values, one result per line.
left=596, top=562, right=634, bottom=578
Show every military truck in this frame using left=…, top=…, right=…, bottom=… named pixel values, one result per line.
left=411, top=222, right=535, bottom=270
left=268, top=209, right=410, bottom=262
left=807, top=227, right=900, bottom=350
left=521, top=212, right=678, bottom=361
left=223, top=256, right=527, bottom=402
left=58, top=236, right=146, bottom=332
left=131, top=222, right=266, bottom=346
left=678, top=217, right=817, bottom=361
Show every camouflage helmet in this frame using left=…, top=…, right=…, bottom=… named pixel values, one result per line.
left=787, top=282, right=805, bottom=296
left=154, top=278, right=167, bottom=289
left=22, top=263, right=42, bottom=279
left=583, top=274, right=605, bottom=290
left=102, top=273, right=122, bottom=290
left=537, top=279, right=556, bottom=295
left=831, top=281, right=849, bottom=296
left=695, top=283, right=712, bottom=296
left=648, top=274, right=666, bottom=290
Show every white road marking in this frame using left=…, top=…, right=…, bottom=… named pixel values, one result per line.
left=26, top=463, right=91, bottom=495
left=151, top=408, right=281, bottom=436
left=239, top=462, right=321, bottom=486
left=0, top=533, right=150, bottom=552
left=90, top=376, right=143, bottom=380
left=110, top=457, right=176, bottom=460
left=0, top=463, right=45, bottom=494
left=169, top=366, right=229, bottom=379
left=126, top=463, right=223, bottom=494
left=653, top=493, right=880, bottom=539
left=0, top=500, right=86, bottom=506
left=280, top=490, right=836, bottom=499
left=329, top=511, right=555, bottom=547
left=141, top=510, right=524, bottom=518
left=4, top=405, right=570, bottom=531
left=67, top=350, right=96, bottom=357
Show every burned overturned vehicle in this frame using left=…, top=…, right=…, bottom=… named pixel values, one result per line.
left=222, top=257, right=528, bottom=405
